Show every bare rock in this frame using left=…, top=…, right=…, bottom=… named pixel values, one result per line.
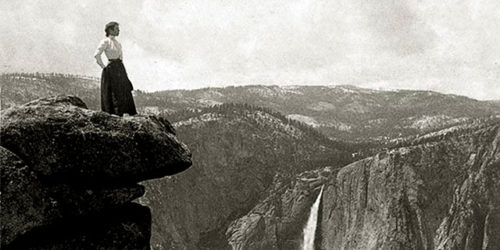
left=226, top=167, right=333, bottom=250
left=321, top=122, right=500, bottom=250
left=0, top=95, right=192, bottom=249
left=0, top=147, right=53, bottom=246
left=0, top=95, right=192, bottom=184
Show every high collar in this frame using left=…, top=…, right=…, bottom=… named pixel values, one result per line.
left=109, top=35, right=117, bottom=40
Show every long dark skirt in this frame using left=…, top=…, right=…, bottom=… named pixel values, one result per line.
left=101, top=59, right=137, bottom=116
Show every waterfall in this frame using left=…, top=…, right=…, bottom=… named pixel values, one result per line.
left=301, top=185, right=324, bottom=250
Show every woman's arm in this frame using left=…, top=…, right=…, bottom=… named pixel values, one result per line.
left=94, top=39, right=108, bottom=69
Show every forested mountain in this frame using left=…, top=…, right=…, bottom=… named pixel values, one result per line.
left=1, top=73, right=100, bottom=110
left=138, top=85, right=500, bottom=141
left=140, top=103, right=357, bottom=249
left=2, top=73, right=500, bottom=249
left=3, top=73, right=498, bottom=142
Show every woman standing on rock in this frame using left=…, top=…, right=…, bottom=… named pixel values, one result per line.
left=94, top=21, right=137, bottom=116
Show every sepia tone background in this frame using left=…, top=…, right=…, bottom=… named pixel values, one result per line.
left=1, top=0, right=499, bottom=99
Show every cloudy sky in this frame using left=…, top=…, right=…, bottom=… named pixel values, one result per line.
left=1, top=0, right=499, bottom=100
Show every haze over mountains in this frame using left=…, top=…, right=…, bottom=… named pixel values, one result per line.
left=139, top=85, right=500, bottom=141
left=2, top=73, right=499, bottom=142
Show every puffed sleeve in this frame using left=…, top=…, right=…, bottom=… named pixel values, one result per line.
left=94, top=39, right=109, bottom=58
left=94, top=39, right=109, bottom=68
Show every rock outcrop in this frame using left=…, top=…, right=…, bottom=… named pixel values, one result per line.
left=0, top=95, right=192, bottom=249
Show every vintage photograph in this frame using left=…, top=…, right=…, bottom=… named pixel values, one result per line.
left=1, top=1, right=499, bottom=249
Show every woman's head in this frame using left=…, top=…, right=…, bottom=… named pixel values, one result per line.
left=105, top=22, right=120, bottom=37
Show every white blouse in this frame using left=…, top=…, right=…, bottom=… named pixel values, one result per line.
left=94, top=36, right=123, bottom=67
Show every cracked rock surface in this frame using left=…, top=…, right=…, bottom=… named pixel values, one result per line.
left=1, top=95, right=192, bottom=249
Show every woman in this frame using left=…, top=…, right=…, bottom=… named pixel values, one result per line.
left=94, top=21, right=137, bottom=116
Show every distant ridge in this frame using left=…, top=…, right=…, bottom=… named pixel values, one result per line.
left=1, top=73, right=99, bottom=110
left=1, top=72, right=100, bottom=81
left=138, top=84, right=500, bottom=141
left=2, top=73, right=499, bottom=141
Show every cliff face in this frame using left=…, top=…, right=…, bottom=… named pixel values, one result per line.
left=225, top=120, right=499, bottom=250
left=321, top=120, right=499, bottom=250
left=0, top=95, right=192, bottom=249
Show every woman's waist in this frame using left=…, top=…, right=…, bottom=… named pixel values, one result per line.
left=107, top=58, right=123, bottom=66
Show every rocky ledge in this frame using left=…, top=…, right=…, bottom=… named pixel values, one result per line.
left=0, top=95, right=192, bottom=249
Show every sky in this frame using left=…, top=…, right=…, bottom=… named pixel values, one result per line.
left=1, top=0, right=499, bottom=100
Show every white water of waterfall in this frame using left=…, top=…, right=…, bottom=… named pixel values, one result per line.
left=301, top=185, right=324, bottom=250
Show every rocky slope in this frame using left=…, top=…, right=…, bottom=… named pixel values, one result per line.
left=139, top=104, right=355, bottom=249
left=0, top=95, right=192, bottom=249
left=226, top=119, right=500, bottom=250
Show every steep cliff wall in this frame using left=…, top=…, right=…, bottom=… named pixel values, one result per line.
left=321, top=120, right=499, bottom=250
left=225, top=120, right=499, bottom=250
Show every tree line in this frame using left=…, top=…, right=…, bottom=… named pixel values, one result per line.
left=1, top=72, right=99, bottom=81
